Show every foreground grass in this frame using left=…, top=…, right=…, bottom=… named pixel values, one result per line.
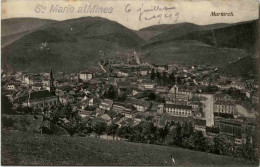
left=2, top=130, right=257, bottom=166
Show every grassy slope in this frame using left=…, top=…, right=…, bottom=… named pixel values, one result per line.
left=2, top=130, right=256, bottom=166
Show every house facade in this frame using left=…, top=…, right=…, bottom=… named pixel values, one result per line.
left=24, top=90, right=58, bottom=108
left=214, top=100, right=235, bottom=115
left=99, top=99, right=113, bottom=110
left=165, top=104, right=192, bottom=117
left=127, top=98, right=151, bottom=112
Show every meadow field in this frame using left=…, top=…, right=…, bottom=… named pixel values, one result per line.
left=2, top=130, right=257, bottom=166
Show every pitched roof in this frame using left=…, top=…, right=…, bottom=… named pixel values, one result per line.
left=215, top=100, right=234, bottom=105
left=164, top=104, right=192, bottom=110
left=112, top=117, right=122, bottom=124
left=80, top=71, right=93, bottom=74
left=106, top=110, right=118, bottom=118
left=29, top=90, right=56, bottom=101
left=117, top=81, right=131, bottom=87
left=126, top=98, right=151, bottom=107
left=79, top=110, right=92, bottom=116
left=100, top=99, right=113, bottom=108
left=96, top=108, right=106, bottom=115
left=100, top=114, right=111, bottom=121
left=59, top=85, right=72, bottom=92
left=214, top=93, right=232, bottom=99
left=194, top=119, right=206, bottom=126
left=161, top=113, right=194, bottom=122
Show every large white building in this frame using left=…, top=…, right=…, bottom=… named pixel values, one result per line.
left=197, top=94, right=214, bottom=127
left=165, top=104, right=192, bottom=117
left=214, top=100, right=235, bottom=115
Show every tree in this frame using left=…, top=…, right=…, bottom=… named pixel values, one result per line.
left=104, top=85, right=116, bottom=99
left=212, top=135, right=225, bottom=155
left=156, top=71, right=160, bottom=83
left=116, top=126, right=135, bottom=140
left=1, top=95, right=14, bottom=114
left=77, top=119, right=93, bottom=136
left=22, top=106, right=33, bottom=115
left=203, top=85, right=219, bottom=93
left=182, top=121, right=193, bottom=138
left=167, top=122, right=183, bottom=147
left=93, top=122, right=107, bottom=138
left=117, top=92, right=127, bottom=102
left=161, top=71, right=167, bottom=85
left=106, top=123, right=119, bottom=140
left=192, top=131, right=209, bottom=152
left=169, top=72, right=175, bottom=84
left=65, top=117, right=79, bottom=136
left=132, top=125, right=144, bottom=142
left=177, top=76, right=182, bottom=85
left=235, top=137, right=258, bottom=162
left=182, top=136, right=194, bottom=149
left=142, top=122, right=157, bottom=143
left=157, top=124, right=169, bottom=143
left=150, top=68, right=155, bottom=81
left=173, top=122, right=183, bottom=146
left=147, top=92, right=156, bottom=101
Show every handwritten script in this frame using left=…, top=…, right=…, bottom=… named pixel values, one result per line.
left=125, top=4, right=180, bottom=24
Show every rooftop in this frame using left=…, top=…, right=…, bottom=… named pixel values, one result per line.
left=126, top=98, right=151, bottom=107
left=165, top=104, right=192, bottom=110
left=29, top=90, right=56, bottom=101
left=215, top=100, right=234, bottom=106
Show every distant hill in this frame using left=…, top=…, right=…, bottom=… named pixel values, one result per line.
left=2, top=17, right=145, bottom=72
left=220, top=56, right=259, bottom=79
left=140, top=22, right=230, bottom=32
left=140, top=20, right=258, bottom=52
left=139, top=20, right=258, bottom=66
left=140, top=40, right=247, bottom=66
left=178, top=20, right=258, bottom=53
left=1, top=18, right=56, bottom=36
left=137, top=22, right=230, bottom=42
left=2, top=130, right=256, bottom=166
left=1, top=17, right=258, bottom=73
left=1, top=18, right=57, bottom=48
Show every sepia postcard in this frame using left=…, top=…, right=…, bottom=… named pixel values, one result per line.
left=1, top=0, right=259, bottom=166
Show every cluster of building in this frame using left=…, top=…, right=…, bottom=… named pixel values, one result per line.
left=2, top=51, right=258, bottom=145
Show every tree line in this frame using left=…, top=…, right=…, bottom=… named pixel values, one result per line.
left=47, top=105, right=258, bottom=163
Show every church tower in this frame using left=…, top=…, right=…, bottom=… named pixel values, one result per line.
left=49, top=69, right=55, bottom=94
left=173, top=76, right=178, bottom=104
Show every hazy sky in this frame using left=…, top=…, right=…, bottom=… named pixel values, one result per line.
left=2, top=0, right=259, bottom=30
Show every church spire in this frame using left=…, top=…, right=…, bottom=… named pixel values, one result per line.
left=49, top=69, right=55, bottom=94
left=50, top=69, right=54, bottom=81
